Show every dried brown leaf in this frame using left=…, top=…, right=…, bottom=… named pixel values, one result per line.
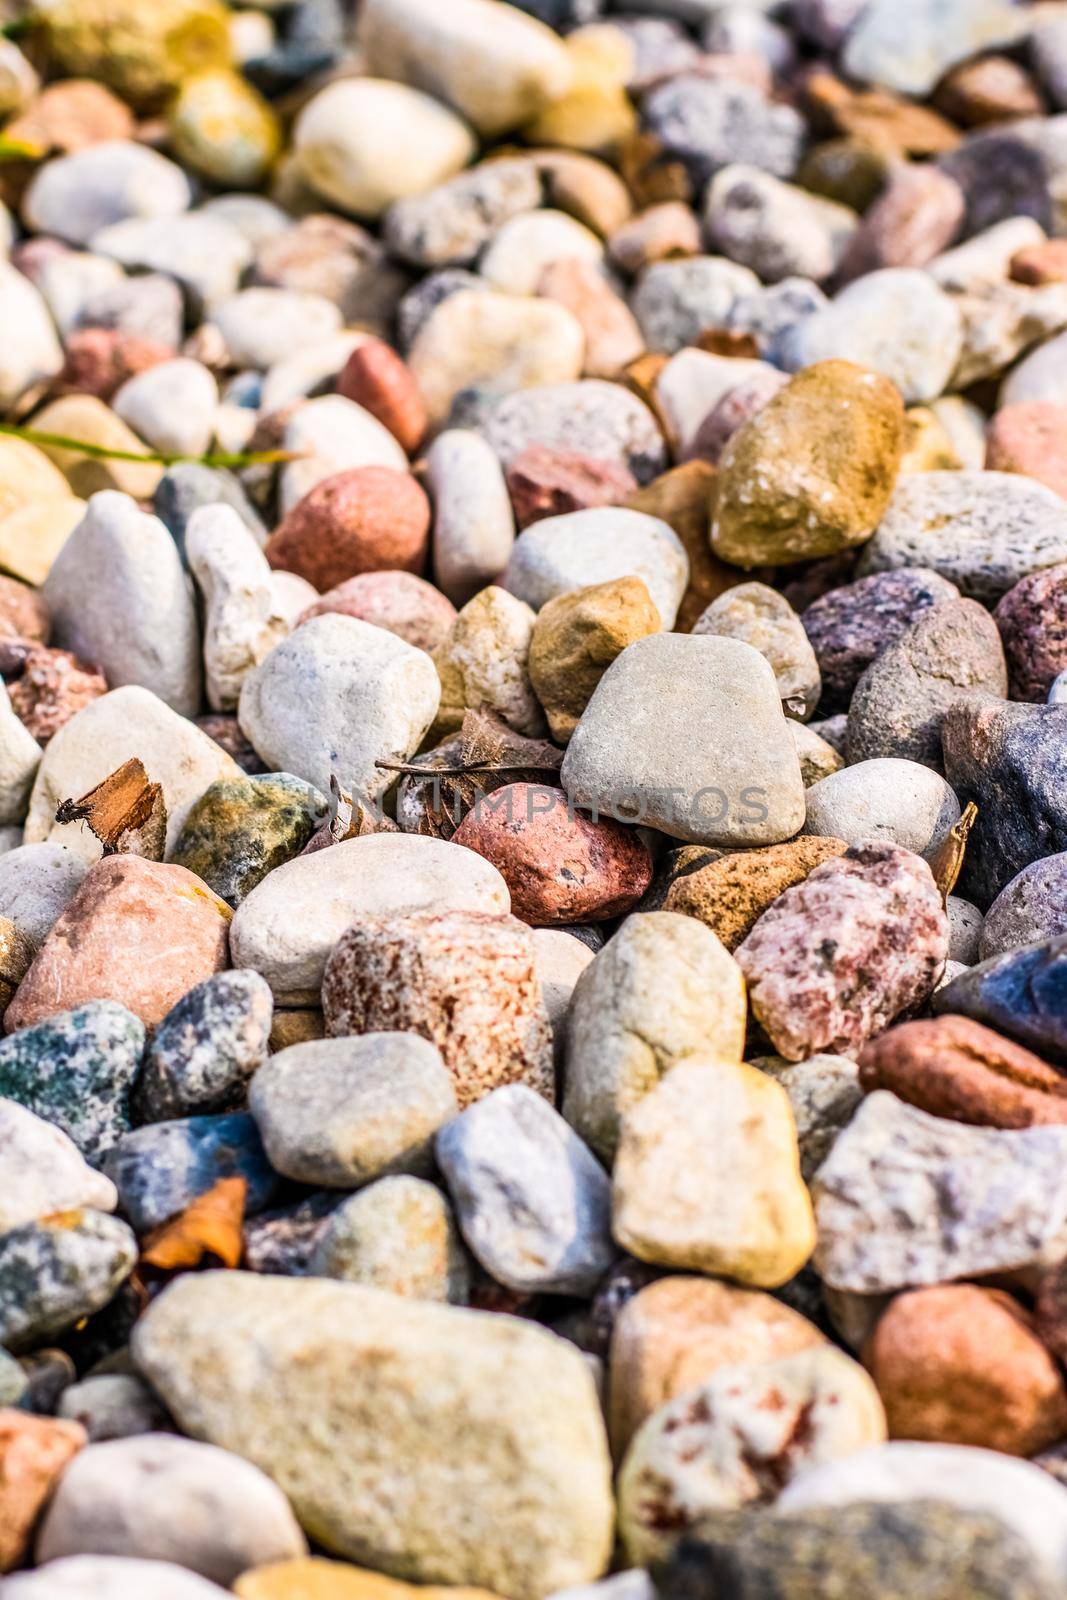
left=140, top=1176, right=247, bottom=1272
left=929, top=800, right=978, bottom=903
left=54, top=757, right=167, bottom=859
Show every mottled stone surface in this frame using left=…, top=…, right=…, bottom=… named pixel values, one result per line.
left=846, top=598, right=1007, bottom=770
left=6, top=856, right=231, bottom=1034
left=310, top=1176, right=470, bottom=1304
left=528, top=577, right=661, bottom=743
left=693, top=583, right=820, bottom=719
left=711, top=362, right=905, bottom=568
left=322, top=911, right=554, bottom=1109
left=664, top=837, right=847, bottom=951
left=982, top=853, right=1067, bottom=959
left=506, top=447, right=637, bottom=530
left=266, top=467, right=430, bottom=594
left=133, top=1273, right=614, bottom=1597
left=451, top=784, right=652, bottom=927
left=865, top=1283, right=1067, bottom=1454
left=0, top=1412, right=86, bottom=1573
left=617, top=1345, right=885, bottom=1564
left=0, top=1212, right=136, bottom=1351
left=657, top=1500, right=1059, bottom=1600
left=987, top=402, right=1067, bottom=500
left=801, top=567, right=959, bottom=713
left=298, top=572, right=457, bottom=655
left=754, top=1052, right=862, bottom=1181
left=994, top=562, right=1067, bottom=701
left=934, top=937, right=1067, bottom=1066
left=858, top=1014, right=1067, bottom=1128
left=736, top=843, right=948, bottom=1061
left=801, top=758, right=961, bottom=860
left=482, top=380, right=668, bottom=487
left=942, top=697, right=1067, bottom=908
left=134, top=970, right=273, bottom=1122
left=813, top=1091, right=1067, bottom=1291
left=170, top=773, right=329, bottom=908
left=0, top=1000, right=144, bottom=1163
left=0, top=1098, right=118, bottom=1231
left=106, top=1112, right=279, bottom=1232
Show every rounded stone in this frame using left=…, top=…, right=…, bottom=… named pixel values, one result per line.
left=21, top=140, right=191, bottom=247
left=528, top=577, right=661, bottom=743
left=505, top=507, right=688, bottom=631
left=384, top=159, right=542, bottom=269
left=426, top=429, right=516, bottom=608
left=612, top=1058, right=817, bottom=1287
left=298, top=572, right=457, bottom=654
left=134, top=969, right=274, bottom=1123
left=505, top=446, right=638, bottom=532
left=293, top=79, right=476, bottom=220
left=4, top=1557, right=230, bottom=1597
left=0, top=1212, right=137, bottom=1353
left=451, top=783, right=652, bottom=927
left=986, top=401, right=1067, bottom=500
left=0, top=1412, right=86, bottom=1575
left=736, top=841, right=949, bottom=1061
left=229, top=834, right=510, bottom=1005
left=711, top=361, right=905, bottom=568
left=864, top=1284, right=1067, bottom=1455
left=981, top=854, right=1067, bottom=960
left=267, top=468, right=431, bottom=594
left=846, top=598, right=1008, bottom=770
left=321, top=910, right=554, bottom=1110
left=0, top=1098, right=118, bottom=1232
left=801, top=567, right=960, bottom=712
left=431, top=586, right=543, bottom=739
left=802, top=759, right=961, bottom=860
left=250, top=1032, right=458, bottom=1188
left=336, top=340, right=427, bottom=457
left=483, top=380, right=668, bottom=487
left=310, top=1176, right=470, bottom=1303
left=664, top=836, right=848, bottom=951
left=705, top=164, right=858, bottom=284
left=694, top=582, right=821, bottom=718
left=994, top=562, right=1067, bottom=701
left=112, top=358, right=218, bottom=460
left=35, top=1434, right=307, bottom=1583
left=168, top=70, right=281, bottom=188
left=563, top=911, right=746, bottom=1164
left=5, top=856, right=231, bottom=1035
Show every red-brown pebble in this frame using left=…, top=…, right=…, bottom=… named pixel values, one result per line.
left=0, top=1410, right=86, bottom=1572
left=335, top=337, right=428, bottom=455
left=836, top=165, right=965, bottom=283
left=0, top=576, right=49, bottom=643
left=6, top=856, right=231, bottom=1033
left=858, top=1014, right=1067, bottom=1128
left=321, top=909, right=554, bottom=1108
left=56, top=327, right=175, bottom=401
left=986, top=401, right=1067, bottom=500
left=735, top=841, right=948, bottom=1061
left=505, top=445, right=638, bottom=529
left=452, top=783, right=653, bottom=926
left=1011, top=239, right=1067, bottom=284
left=7, top=646, right=107, bottom=744
left=993, top=559, right=1067, bottom=701
left=297, top=569, right=457, bottom=653
left=864, top=1284, right=1067, bottom=1455
left=265, top=466, right=431, bottom=592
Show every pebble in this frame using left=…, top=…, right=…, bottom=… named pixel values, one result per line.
left=560, top=634, right=807, bottom=846
left=0, top=1001, right=144, bottom=1163
left=801, top=567, right=960, bottom=712
left=106, top=1112, right=278, bottom=1232
left=298, top=572, right=455, bottom=654
left=238, top=613, right=439, bottom=802
left=842, top=0, right=1027, bottom=97
left=5, top=856, right=230, bottom=1034
left=35, top=1434, right=306, bottom=1582
left=436, top=1083, right=613, bottom=1295
left=229, top=833, right=509, bottom=1004
left=0, top=1097, right=118, bottom=1230
left=279, top=397, right=410, bottom=514
left=537, top=258, right=644, bottom=379
left=43, top=493, right=200, bottom=718
left=994, top=561, right=1067, bottom=700
left=664, top=836, right=847, bottom=951
left=631, top=258, right=758, bottom=355
left=942, top=698, right=1067, bottom=908
left=506, top=447, right=637, bottom=531
left=133, top=1273, right=614, bottom=1596
left=310, top=1176, right=470, bottom=1303
left=528, top=577, right=660, bottom=743
left=432, top=586, right=543, bottom=738
left=154, top=464, right=266, bottom=557
left=335, top=340, right=426, bottom=456
left=0, top=264, right=65, bottom=411
left=661, top=1498, right=1059, bottom=1600
left=1, top=1415, right=84, bottom=1573
left=505, top=508, right=687, bottom=631
left=4, top=1557, right=230, bottom=1598
left=0, top=1212, right=137, bottom=1352
left=934, top=938, right=1067, bottom=1066
left=168, top=69, right=280, bottom=188
left=1001, top=327, right=1067, bottom=407
left=711, top=361, right=904, bottom=569
left=483, top=380, right=668, bottom=485
left=563, top=911, right=745, bottom=1163
left=358, top=0, right=573, bottom=138
left=384, top=160, right=542, bottom=269
left=643, top=75, right=805, bottom=190
left=778, top=269, right=963, bottom=404
left=987, top=402, right=1067, bottom=500
left=706, top=165, right=857, bottom=284
left=293, top=79, right=476, bottom=219
left=57, top=1372, right=170, bottom=1443
left=425, top=430, right=515, bottom=608
left=25, top=685, right=240, bottom=862
left=134, top=970, right=273, bottom=1122
left=613, top=1057, right=815, bottom=1285
left=250, top=1032, right=456, bottom=1187
left=92, top=212, right=253, bottom=318
left=266, top=467, right=430, bottom=593
left=981, top=854, right=1067, bottom=960
left=213, top=288, right=342, bottom=372
left=858, top=470, right=1067, bottom=603
left=322, top=910, right=553, bottom=1109
left=21, top=141, right=191, bottom=247
left=836, top=164, right=964, bottom=282
left=694, top=582, right=821, bottom=718
left=736, top=841, right=949, bottom=1060
left=171, top=773, right=327, bottom=907
left=846, top=598, right=1008, bottom=770
left=408, top=291, right=585, bottom=425
left=813, top=1091, right=1067, bottom=1291
left=618, top=1345, right=884, bottom=1564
